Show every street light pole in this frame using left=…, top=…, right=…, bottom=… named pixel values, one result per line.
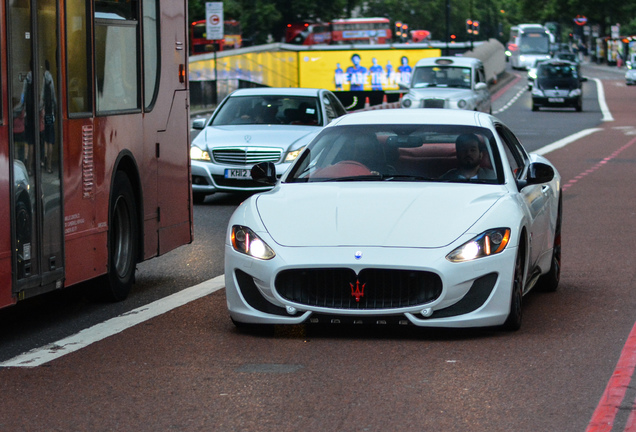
left=445, top=0, right=450, bottom=56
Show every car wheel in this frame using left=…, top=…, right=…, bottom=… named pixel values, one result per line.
left=575, top=99, right=583, bottom=112
left=95, top=171, right=139, bottom=301
left=532, top=103, right=538, bottom=111
left=193, top=192, right=207, bottom=204
left=537, top=193, right=562, bottom=292
left=503, top=246, right=525, bottom=331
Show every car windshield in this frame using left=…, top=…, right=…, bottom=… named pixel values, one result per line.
left=537, top=63, right=579, bottom=84
left=211, top=95, right=322, bottom=126
left=286, top=124, right=503, bottom=184
left=556, top=53, right=577, bottom=62
left=411, top=66, right=472, bottom=89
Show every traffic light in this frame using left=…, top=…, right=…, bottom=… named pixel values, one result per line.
left=402, top=23, right=409, bottom=42
left=466, top=19, right=473, bottom=35
left=473, top=21, right=479, bottom=36
left=395, top=21, right=403, bottom=41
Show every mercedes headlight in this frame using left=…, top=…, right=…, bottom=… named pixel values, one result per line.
left=285, top=146, right=305, bottom=162
left=446, top=228, right=511, bottom=262
left=531, top=88, right=544, bottom=97
left=402, top=98, right=412, bottom=108
left=231, top=225, right=275, bottom=260
left=190, top=146, right=211, bottom=161
left=568, top=88, right=582, bottom=97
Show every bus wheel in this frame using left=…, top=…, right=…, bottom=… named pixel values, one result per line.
left=97, top=171, right=139, bottom=302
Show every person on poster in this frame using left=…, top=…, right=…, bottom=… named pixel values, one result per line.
left=334, top=63, right=345, bottom=90
left=369, top=58, right=384, bottom=90
left=346, top=53, right=367, bottom=91
left=385, top=60, right=396, bottom=87
left=398, top=56, right=412, bottom=87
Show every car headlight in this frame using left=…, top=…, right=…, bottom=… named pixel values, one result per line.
left=528, top=71, right=537, bottom=80
left=531, top=88, right=544, bottom=97
left=231, top=225, right=276, bottom=260
left=457, top=99, right=467, bottom=109
left=446, top=228, right=511, bottom=262
left=568, top=88, right=582, bottom=97
left=190, top=146, right=211, bottom=161
left=402, top=98, right=412, bottom=108
left=285, top=146, right=305, bottom=162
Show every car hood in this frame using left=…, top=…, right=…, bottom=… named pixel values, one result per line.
left=193, top=125, right=320, bottom=150
left=255, top=184, right=504, bottom=248
left=408, top=87, right=475, bottom=100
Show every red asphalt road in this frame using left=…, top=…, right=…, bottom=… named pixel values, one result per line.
left=1, top=77, right=636, bottom=432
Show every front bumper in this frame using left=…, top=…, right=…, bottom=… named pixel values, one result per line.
left=225, top=242, right=518, bottom=329
left=532, top=95, right=581, bottom=108
left=191, top=159, right=291, bottom=194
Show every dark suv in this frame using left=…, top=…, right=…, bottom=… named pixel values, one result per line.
left=531, top=60, right=587, bottom=111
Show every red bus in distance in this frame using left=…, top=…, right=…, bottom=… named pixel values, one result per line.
left=190, top=19, right=242, bottom=55
left=331, top=17, right=392, bottom=45
left=285, top=21, right=332, bottom=45
left=285, top=17, right=392, bottom=46
left=1, top=0, right=193, bottom=308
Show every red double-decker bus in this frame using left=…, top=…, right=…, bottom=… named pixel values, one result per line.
left=0, top=0, right=193, bottom=308
left=285, top=21, right=332, bottom=45
left=190, top=19, right=242, bottom=55
left=331, top=17, right=392, bottom=45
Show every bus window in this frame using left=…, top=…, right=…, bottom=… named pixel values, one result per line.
left=143, top=0, right=159, bottom=110
left=66, top=0, right=91, bottom=114
left=95, top=2, right=140, bottom=112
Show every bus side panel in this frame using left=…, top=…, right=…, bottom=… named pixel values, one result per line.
left=157, top=89, right=192, bottom=255
left=62, top=119, right=108, bottom=286
left=0, top=127, right=16, bottom=308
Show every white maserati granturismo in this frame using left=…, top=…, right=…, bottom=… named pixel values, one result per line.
left=224, top=109, right=561, bottom=331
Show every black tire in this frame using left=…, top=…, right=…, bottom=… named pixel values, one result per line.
left=575, top=100, right=582, bottom=112
left=193, top=192, right=207, bottom=204
left=503, top=246, right=525, bottom=331
left=537, top=193, right=562, bottom=292
left=532, top=103, right=538, bottom=112
left=97, top=171, right=139, bottom=301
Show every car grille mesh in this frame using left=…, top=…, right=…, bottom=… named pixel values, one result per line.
left=212, top=148, right=282, bottom=165
left=275, top=268, right=442, bottom=309
left=421, top=99, right=446, bottom=108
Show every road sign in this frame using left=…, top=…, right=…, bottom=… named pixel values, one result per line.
left=206, top=2, right=224, bottom=41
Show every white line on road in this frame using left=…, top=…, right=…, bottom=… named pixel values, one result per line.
left=593, top=78, right=614, bottom=122
left=533, top=128, right=603, bottom=156
left=0, top=275, right=225, bottom=368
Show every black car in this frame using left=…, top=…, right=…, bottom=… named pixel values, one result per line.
left=531, top=60, right=587, bottom=112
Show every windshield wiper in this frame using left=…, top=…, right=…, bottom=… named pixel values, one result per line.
left=321, top=174, right=383, bottom=182
left=382, top=175, right=438, bottom=182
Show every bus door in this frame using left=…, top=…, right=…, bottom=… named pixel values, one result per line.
left=8, top=0, right=64, bottom=295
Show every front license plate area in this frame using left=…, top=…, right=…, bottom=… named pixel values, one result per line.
left=225, top=169, right=251, bottom=179
left=548, top=97, right=564, bottom=103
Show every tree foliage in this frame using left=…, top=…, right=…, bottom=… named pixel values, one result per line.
left=187, top=0, right=636, bottom=45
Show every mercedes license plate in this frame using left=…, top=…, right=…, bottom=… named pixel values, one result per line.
left=225, top=169, right=251, bottom=179
left=548, top=97, right=564, bottom=103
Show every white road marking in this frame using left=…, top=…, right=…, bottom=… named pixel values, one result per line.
left=0, top=275, right=225, bottom=368
left=533, top=128, right=603, bottom=156
left=593, top=78, right=614, bottom=122
left=493, top=86, right=527, bottom=114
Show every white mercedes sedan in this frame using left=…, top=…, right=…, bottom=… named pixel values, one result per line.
left=225, top=109, right=561, bottom=331
left=190, top=87, right=347, bottom=202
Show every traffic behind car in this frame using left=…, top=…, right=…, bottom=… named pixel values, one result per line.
left=190, top=88, right=347, bottom=202
left=400, top=57, right=491, bottom=113
left=531, top=60, right=587, bottom=111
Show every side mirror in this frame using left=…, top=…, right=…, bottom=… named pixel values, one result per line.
left=398, top=83, right=409, bottom=90
left=580, top=76, right=588, bottom=82
left=251, top=162, right=277, bottom=185
left=475, top=82, right=488, bottom=91
left=519, top=162, right=554, bottom=189
left=192, top=118, right=207, bottom=130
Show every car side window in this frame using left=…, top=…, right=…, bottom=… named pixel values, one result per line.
left=328, top=93, right=347, bottom=117
left=477, top=67, right=486, bottom=84
left=496, top=125, right=528, bottom=178
left=323, top=95, right=338, bottom=123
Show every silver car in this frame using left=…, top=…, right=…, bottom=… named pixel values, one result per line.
left=190, top=88, right=347, bottom=202
left=400, top=57, right=491, bottom=113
